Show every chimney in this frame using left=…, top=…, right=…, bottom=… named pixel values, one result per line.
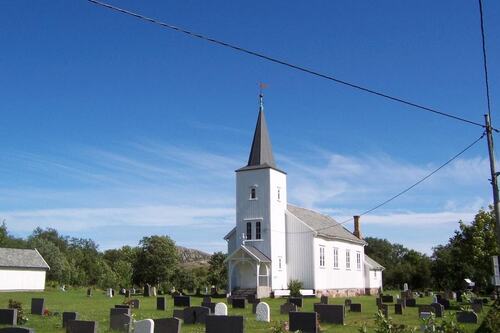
left=353, top=215, right=362, bottom=239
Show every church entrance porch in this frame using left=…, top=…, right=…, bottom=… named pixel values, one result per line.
left=225, top=245, right=271, bottom=298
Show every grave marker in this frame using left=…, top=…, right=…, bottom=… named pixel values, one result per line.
left=350, top=303, right=362, bottom=312
left=135, top=319, right=154, bottom=333
left=395, top=303, right=404, bottom=315
left=214, top=303, right=228, bottom=316
left=30, top=298, right=44, bottom=315
left=280, top=302, right=298, bottom=314
left=289, top=312, right=318, bottom=333
left=183, top=306, right=210, bottom=324
left=206, top=315, right=244, bottom=333
left=66, top=320, right=98, bottom=333
left=232, top=298, right=245, bottom=309
left=255, top=302, right=270, bottom=322
left=320, top=296, right=328, bottom=304
left=156, top=297, right=166, bottom=311
left=173, top=296, right=190, bottom=307
left=153, top=318, right=181, bottom=333
left=62, top=312, right=78, bottom=328
left=0, top=309, right=17, bottom=326
left=456, top=311, right=478, bottom=324
left=313, top=304, right=344, bottom=324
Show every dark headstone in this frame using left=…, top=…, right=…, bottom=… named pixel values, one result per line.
left=280, top=302, right=298, bottom=314
left=395, top=303, right=403, bottom=315
left=438, top=298, right=450, bottom=310
left=202, top=302, right=216, bottom=313
left=62, top=312, right=78, bottom=328
left=206, top=315, right=244, bottom=333
left=114, top=305, right=130, bottom=309
left=143, top=284, right=151, bottom=297
left=125, top=290, right=130, bottom=298
left=320, top=296, right=328, bottom=304
left=153, top=318, right=181, bottom=333
left=203, top=296, right=211, bottom=304
left=396, top=298, right=406, bottom=309
left=130, top=299, right=140, bottom=309
left=350, top=303, right=362, bottom=312
left=66, top=320, right=97, bottom=333
left=247, top=294, right=256, bottom=304
left=436, top=294, right=442, bottom=301
left=210, top=287, right=217, bottom=295
left=86, top=288, right=92, bottom=297
left=289, top=297, right=303, bottom=308
left=471, top=303, right=482, bottom=313
left=344, top=298, right=352, bottom=307
left=0, top=328, right=35, bottom=333
left=381, top=295, right=394, bottom=303
left=456, top=311, right=478, bottom=324
left=430, top=303, right=444, bottom=317
left=418, top=305, right=435, bottom=316
left=30, top=298, right=44, bottom=315
left=172, top=309, right=184, bottom=320
left=173, top=296, right=190, bottom=307
left=111, top=289, right=115, bottom=297
left=0, top=309, right=17, bottom=326
left=109, top=308, right=131, bottom=331
left=157, top=297, right=166, bottom=311
left=289, top=312, right=318, bottom=333
left=406, top=299, right=417, bottom=307
left=381, top=304, right=389, bottom=318
left=313, top=304, right=344, bottom=324
left=456, top=291, right=463, bottom=302
left=183, top=306, right=210, bottom=324
left=232, top=298, right=245, bottom=309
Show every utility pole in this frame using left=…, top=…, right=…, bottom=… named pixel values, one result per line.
left=485, top=114, right=500, bottom=250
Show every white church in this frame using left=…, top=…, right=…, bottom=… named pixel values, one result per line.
left=224, top=96, right=384, bottom=298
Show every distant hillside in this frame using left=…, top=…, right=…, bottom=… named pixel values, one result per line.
left=176, top=246, right=211, bottom=265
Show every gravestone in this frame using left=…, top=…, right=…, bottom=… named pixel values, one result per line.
left=202, top=302, right=216, bottom=313
left=125, top=290, right=130, bottom=298
left=214, top=303, right=227, bottom=316
left=109, top=308, right=131, bottom=331
left=396, top=298, right=406, bottom=309
left=436, top=294, right=442, bottom=301
left=289, top=297, right=303, bottom=308
left=320, top=296, right=328, bottom=304
left=135, top=319, right=154, bottom=333
left=350, top=303, right=362, bottom=312
left=211, top=286, right=217, bottom=295
left=420, top=312, right=432, bottom=320
left=115, top=305, right=130, bottom=309
left=86, top=288, right=92, bottom=297
left=406, top=299, right=417, bottom=307
left=172, top=310, right=184, bottom=320
left=280, top=302, right=298, bottom=314
left=62, top=312, right=78, bottom=328
left=289, top=312, right=318, bottom=333
left=395, top=303, right=404, bottom=315
left=183, top=306, right=210, bottom=324
left=438, top=298, right=450, bottom=310
left=130, top=299, right=140, bottom=309
left=173, top=296, right=190, bottom=307
left=0, top=329, right=34, bottom=333
left=247, top=294, right=257, bottom=304
left=403, top=283, right=408, bottom=291
left=156, top=297, right=166, bottom=311
left=203, top=296, right=211, bottom=303
left=430, top=303, right=444, bottom=317
left=381, top=304, right=389, bottom=318
left=456, top=312, right=478, bottom=324
left=232, top=298, right=245, bottom=309
left=106, top=288, right=113, bottom=298
left=153, top=318, right=181, bottom=333
left=0, top=309, right=17, bottom=325
left=120, top=288, right=126, bottom=296
left=456, top=291, right=463, bottom=302
left=418, top=305, right=435, bottom=317
left=256, top=302, right=270, bottom=322
left=144, top=285, right=151, bottom=297
left=471, top=303, right=483, bottom=313
left=382, top=295, right=394, bottom=303
left=66, top=320, right=98, bottom=333
left=30, top=298, right=45, bottom=315
left=432, top=295, right=438, bottom=304
left=206, top=315, right=244, bottom=333
left=313, top=304, right=344, bottom=324
left=151, top=286, right=157, bottom=297
left=345, top=298, right=352, bottom=307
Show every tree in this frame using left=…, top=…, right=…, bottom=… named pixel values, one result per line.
left=432, top=207, right=498, bottom=292
left=0, top=221, right=7, bottom=246
left=133, top=235, right=179, bottom=286
left=207, top=252, right=227, bottom=290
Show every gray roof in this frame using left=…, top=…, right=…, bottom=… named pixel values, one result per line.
left=0, top=248, right=50, bottom=270
left=237, top=100, right=284, bottom=173
left=287, top=204, right=366, bottom=245
left=242, top=245, right=271, bottom=262
left=364, top=254, right=385, bottom=270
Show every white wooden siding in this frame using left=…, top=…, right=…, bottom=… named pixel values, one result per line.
left=0, top=268, right=46, bottom=291
left=285, top=211, right=314, bottom=289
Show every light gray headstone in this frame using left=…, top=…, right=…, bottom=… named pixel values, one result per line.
left=214, top=302, right=228, bottom=316
left=403, top=283, right=408, bottom=291
left=106, top=288, right=113, bottom=298
left=432, top=296, right=438, bottom=304
left=135, top=319, right=154, bottom=333
left=255, top=302, right=270, bottom=322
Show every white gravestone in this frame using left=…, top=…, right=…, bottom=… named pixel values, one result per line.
left=432, top=296, right=438, bottom=304
left=214, top=302, right=228, bottom=316
left=135, top=319, right=154, bottom=333
left=107, top=288, right=113, bottom=298
left=255, top=302, right=270, bottom=322
left=403, top=283, right=408, bottom=291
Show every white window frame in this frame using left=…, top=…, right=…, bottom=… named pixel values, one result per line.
left=319, top=246, right=325, bottom=268
left=356, top=251, right=361, bottom=270
left=278, top=256, right=283, bottom=271
left=333, top=247, right=339, bottom=269
left=249, top=186, right=258, bottom=200
left=346, top=249, right=351, bottom=270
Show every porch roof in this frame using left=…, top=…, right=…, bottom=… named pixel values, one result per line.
left=225, top=244, right=271, bottom=263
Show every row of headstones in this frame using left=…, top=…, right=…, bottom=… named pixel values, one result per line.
left=0, top=298, right=47, bottom=332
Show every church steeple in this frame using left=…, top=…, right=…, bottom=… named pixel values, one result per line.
left=246, top=94, right=276, bottom=168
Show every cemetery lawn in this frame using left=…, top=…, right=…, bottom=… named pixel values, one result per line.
left=0, top=289, right=489, bottom=333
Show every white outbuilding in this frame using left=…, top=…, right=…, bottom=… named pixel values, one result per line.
left=225, top=95, right=384, bottom=298
left=0, top=248, right=50, bottom=292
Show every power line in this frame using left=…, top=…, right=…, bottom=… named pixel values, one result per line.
left=478, top=0, right=493, bottom=120
left=276, top=132, right=486, bottom=235
left=87, top=0, right=486, bottom=129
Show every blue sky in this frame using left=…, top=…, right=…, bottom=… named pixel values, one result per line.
left=1, top=1, right=499, bottom=254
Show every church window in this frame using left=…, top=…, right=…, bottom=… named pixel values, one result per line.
left=256, top=221, right=261, bottom=239
left=246, top=222, right=252, bottom=240
left=356, top=251, right=361, bottom=270
left=278, top=257, right=282, bottom=270
left=319, top=246, right=325, bottom=267
left=277, top=187, right=281, bottom=201
left=333, top=247, right=339, bottom=268
left=346, top=250, right=351, bottom=269
left=250, top=187, right=257, bottom=199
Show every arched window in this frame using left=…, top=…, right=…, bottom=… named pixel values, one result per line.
left=250, top=187, right=256, bottom=199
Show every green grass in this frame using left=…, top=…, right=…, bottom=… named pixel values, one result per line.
left=0, top=289, right=489, bottom=332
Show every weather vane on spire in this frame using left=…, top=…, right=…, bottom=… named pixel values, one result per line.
left=259, top=82, right=268, bottom=111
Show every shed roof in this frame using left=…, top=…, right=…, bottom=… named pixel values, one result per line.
left=364, top=254, right=385, bottom=270
left=0, top=248, right=50, bottom=270
left=287, top=204, right=366, bottom=245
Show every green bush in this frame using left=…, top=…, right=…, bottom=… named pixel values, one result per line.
left=288, top=279, right=303, bottom=297
left=8, top=299, right=28, bottom=325
left=476, top=300, right=500, bottom=333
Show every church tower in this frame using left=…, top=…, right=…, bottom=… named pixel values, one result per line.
left=235, top=94, right=288, bottom=290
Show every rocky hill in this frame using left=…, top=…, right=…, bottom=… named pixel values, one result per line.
left=176, top=246, right=211, bottom=264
